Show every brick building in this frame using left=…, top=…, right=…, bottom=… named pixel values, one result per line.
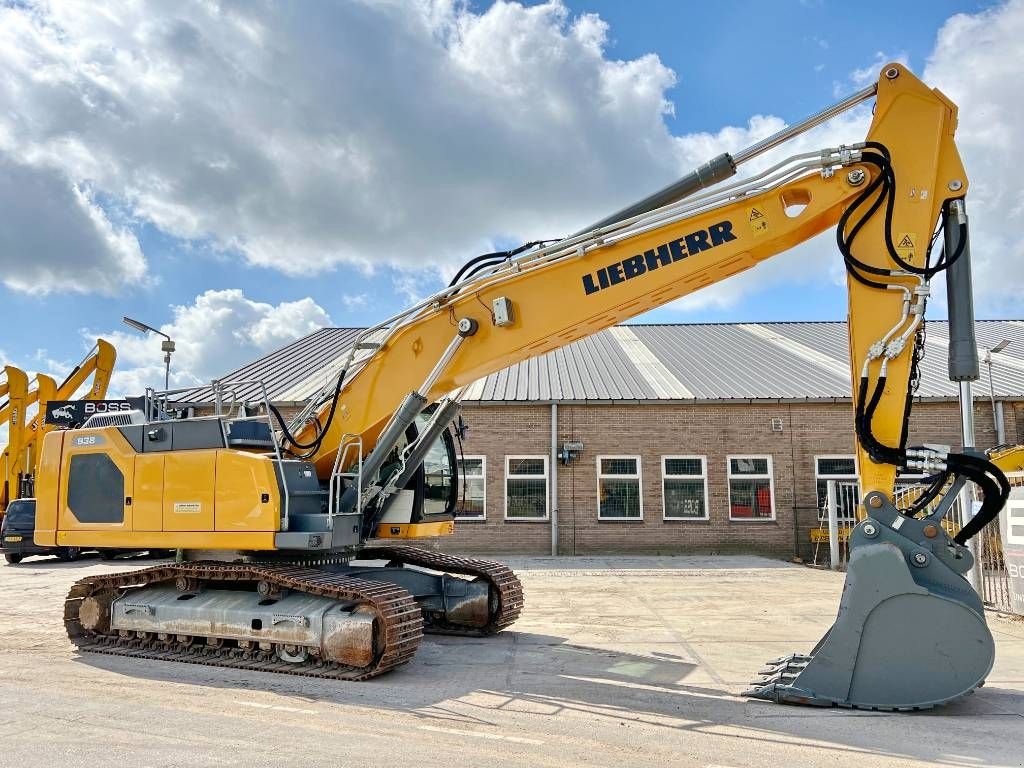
left=183, top=320, right=1024, bottom=559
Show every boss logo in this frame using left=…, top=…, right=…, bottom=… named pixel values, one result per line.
left=83, top=402, right=132, bottom=414
left=45, top=400, right=132, bottom=426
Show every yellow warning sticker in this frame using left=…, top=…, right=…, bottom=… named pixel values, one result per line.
left=895, top=232, right=917, bottom=263
left=748, top=206, right=768, bottom=235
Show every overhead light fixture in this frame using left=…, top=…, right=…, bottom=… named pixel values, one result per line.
left=122, top=316, right=175, bottom=389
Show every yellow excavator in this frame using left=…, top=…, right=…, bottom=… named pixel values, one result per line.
left=0, top=340, right=117, bottom=516
left=32, top=64, right=1010, bottom=709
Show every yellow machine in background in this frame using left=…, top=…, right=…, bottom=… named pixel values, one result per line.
left=35, top=65, right=1011, bottom=709
left=0, top=366, right=30, bottom=516
left=0, top=340, right=116, bottom=516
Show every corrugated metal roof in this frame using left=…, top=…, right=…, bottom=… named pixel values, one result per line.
left=181, top=320, right=1024, bottom=405
left=175, top=327, right=363, bottom=405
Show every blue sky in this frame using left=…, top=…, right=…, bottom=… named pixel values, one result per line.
left=0, top=0, right=1019, bottom=395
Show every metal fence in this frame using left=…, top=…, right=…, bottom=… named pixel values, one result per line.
left=812, top=474, right=1024, bottom=613
left=978, top=471, right=1024, bottom=613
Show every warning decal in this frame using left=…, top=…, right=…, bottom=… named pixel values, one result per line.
left=895, top=232, right=916, bottom=262
left=748, top=207, right=768, bottom=235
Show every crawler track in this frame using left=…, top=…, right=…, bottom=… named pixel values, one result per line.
left=64, top=562, right=423, bottom=680
left=361, top=545, right=523, bottom=635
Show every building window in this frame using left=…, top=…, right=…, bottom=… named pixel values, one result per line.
left=815, top=455, right=859, bottom=521
left=455, top=456, right=486, bottom=520
left=662, top=456, right=708, bottom=520
left=505, top=456, right=548, bottom=520
left=728, top=456, right=775, bottom=520
left=598, top=456, right=642, bottom=520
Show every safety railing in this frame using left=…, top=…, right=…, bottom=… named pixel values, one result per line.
left=328, top=433, right=364, bottom=529
left=811, top=480, right=860, bottom=569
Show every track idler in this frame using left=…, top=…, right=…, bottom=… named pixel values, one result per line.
left=746, top=491, right=995, bottom=710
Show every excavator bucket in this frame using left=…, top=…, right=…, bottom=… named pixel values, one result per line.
left=746, top=492, right=994, bottom=710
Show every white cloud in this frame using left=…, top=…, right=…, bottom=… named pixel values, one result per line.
left=0, top=156, right=146, bottom=294
left=923, top=0, right=1024, bottom=316
left=677, top=1, right=1024, bottom=316
left=0, top=0, right=1019, bottom=321
left=0, top=0, right=691, bottom=282
left=92, top=290, right=331, bottom=396
left=341, top=293, right=369, bottom=310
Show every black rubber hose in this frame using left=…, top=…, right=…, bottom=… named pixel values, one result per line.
left=952, top=454, right=1011, bottom=544
left=268, top=368, right=346, bottom=456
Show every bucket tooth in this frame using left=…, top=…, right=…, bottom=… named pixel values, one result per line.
left=764, top=653, right=811, bottom=667
left=759, top=659, right=808, bottom=676
left=745, top=508, right=995, bottom=710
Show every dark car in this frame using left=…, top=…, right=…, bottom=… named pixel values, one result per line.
left=1, top=499, right=82, bottom=564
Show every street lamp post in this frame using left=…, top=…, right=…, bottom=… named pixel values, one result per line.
left=983, top=339, right=1011, bottom=445
left=122, top=316, right=176, bottom=390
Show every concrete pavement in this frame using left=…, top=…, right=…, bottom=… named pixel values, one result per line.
left=0, top=554, right=1020, bottom=767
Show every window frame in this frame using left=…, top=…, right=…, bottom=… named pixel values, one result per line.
left=661, top=455, right=709, bottom=521
left=814, top=454, right=860, bottom=522
left=727, top=454, right=776, bottom=522
left=504, top=455, right=549, bottom=522
left=596, top=455, right=644, bottom=521
left=455, top=455, right=487, bottom=522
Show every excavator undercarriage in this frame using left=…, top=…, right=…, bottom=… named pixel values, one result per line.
left=65, top=545, right=523, bottom=679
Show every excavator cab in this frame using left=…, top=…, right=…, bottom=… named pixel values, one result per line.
left=372, top=417, right=459, bottom=537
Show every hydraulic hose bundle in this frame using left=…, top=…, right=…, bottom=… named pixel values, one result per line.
left=837, top=141, right=1009, bottom=540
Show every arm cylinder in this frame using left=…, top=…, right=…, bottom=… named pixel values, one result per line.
left=576, top=153, right=736, bottom=235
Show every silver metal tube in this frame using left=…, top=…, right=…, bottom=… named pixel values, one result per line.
left=827, top=481, right=840, bottom=571
left=995, top=400, right=1006, bottom=445
left=389, top=398, right=461, bottom=490
left=419, top=334, right=466, bottom=397
left=958, top=380, right=985, bottom=593
left=550, top=403, right=558, bottom=557
left=732, top=83, right=877, bottom=166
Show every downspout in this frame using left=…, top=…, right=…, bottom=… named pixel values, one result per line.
left=995, top=400, right=1006, bottom=445
left=550, top=402, right=558, bottom=557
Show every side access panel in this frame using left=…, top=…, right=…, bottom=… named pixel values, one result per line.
left=215, top=450, right=280, bottom=532
left=57, top=428, right=135, bottom=535
left=163, top=451, right=216, bottom=531
left=133, top=454, right=164, bottom=531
